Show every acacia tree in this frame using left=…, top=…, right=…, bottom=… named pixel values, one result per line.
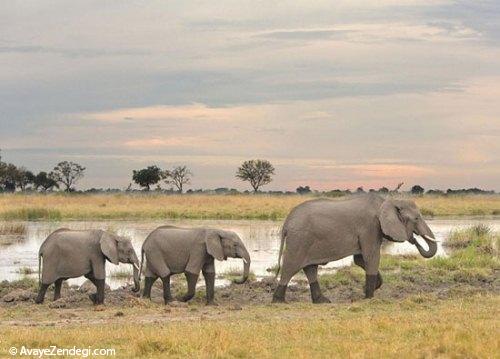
left=33, top=171, right=59, bottom=192
left=163, top=165, right=192, bottom=193
left=51, top=161, right=86, bottom=192
left=15, top=167, right=35, bottom=191
left=132, top=165, right=162, bottom=191
left=236, top=159, right=275, bottom=193
left=411, top=185, right=425, bottom=195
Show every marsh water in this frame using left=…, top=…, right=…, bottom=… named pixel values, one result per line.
left=1, top=218, right=499, bottom=288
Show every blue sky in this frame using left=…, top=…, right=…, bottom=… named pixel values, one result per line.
left=1, top=1, right=499, bottom=191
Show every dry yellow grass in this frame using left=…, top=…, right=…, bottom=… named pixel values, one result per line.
left=0, top=193, right=498, bottom=220
left=1, top=294, right=498, bottom=358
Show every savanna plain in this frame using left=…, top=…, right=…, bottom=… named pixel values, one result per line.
left=0, top=194, right=499, bottom=358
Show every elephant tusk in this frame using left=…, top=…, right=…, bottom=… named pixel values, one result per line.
left=133, top=263, right=140, bottom=271
left=422, top=234, right=439, bottom=243
left=242, top=257, right=248, bottom=264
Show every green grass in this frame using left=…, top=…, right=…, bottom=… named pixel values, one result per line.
left=217, top=266, right=256, bottom=282
left=319, top=226, right=499, bottom=290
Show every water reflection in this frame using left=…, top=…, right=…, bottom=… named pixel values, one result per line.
left=1, top=218, right=498, bottom=288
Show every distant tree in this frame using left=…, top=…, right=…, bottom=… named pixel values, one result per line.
left=51, top=161, right=86, bottom=192
left=378, top=187, right=389, bottom=194
left=236, top=159, right=275, bottom=193
left=132, top=165, right=162, bottom=191
left=356, top=186, right=365, bottom=194
left=33, top=171, right=59, bottom=192
left=0, top=163, right=18, bottom=192
left=15, top=168, right=35, bottom=191
left=296, top=185, right=311, bottom=195
left=163, top=165, right=193, bottom=193
left=411, top=185, right=425, bottom=195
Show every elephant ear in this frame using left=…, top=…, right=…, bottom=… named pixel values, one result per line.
left=100, top=232, right=119, bottom=265
left=378, top=199, right=407, bottom=242
left=205, top=231, right=225, bottom=261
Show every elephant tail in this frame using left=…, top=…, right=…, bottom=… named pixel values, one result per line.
left=275, top=226, right=287, bottom=279
left=138, top=247, right=145, bottom=282
left=38, top=251, right=42, bottom=286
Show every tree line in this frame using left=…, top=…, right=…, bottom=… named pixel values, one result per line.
left=0, top=151, right=85, bottom=192
left=0, top=151, right=496, bottom=195
left=0, top=152, right=276, bottom=193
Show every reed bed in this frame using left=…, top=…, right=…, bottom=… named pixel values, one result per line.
left=0, top=193, right=498, bottom=220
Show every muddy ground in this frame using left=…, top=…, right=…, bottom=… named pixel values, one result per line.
left=1, top=265, right=498, bottom=328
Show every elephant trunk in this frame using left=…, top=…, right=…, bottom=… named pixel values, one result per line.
left=233, top=247, right=251, bottom=284
left=414, top=220, right=438, bottom=258
left=414, top=236, right=438, bottom=258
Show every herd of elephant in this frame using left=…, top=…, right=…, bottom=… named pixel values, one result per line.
left=35, top=194, right=438, bottom=305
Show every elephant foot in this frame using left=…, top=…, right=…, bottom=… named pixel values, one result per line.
left=164, top=297, right=173, bottom=305
left=34, top=297, right=44, bottom=304
left=309, top=282, right=330, bottom=304
left=272, top=284, right=287, bottom=303
left=376, top=273, right=383, bottom=290
left=89, top=293, right=104, bottom=305
left=364, top=274, right=378, bottom=299
left=312, top=296, right=331, bottom=304
left=178, top=294, right=194, bottom=302
left=206, top=300, right=219, bottom=306
left=89, top=293, right=97, bottom=304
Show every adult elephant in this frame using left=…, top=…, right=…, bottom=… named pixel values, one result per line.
left=140, top=226, right=251, bottom=305
left=272, top=194, right=437, bottom=303
left=35, top=229, right=140, bottom=304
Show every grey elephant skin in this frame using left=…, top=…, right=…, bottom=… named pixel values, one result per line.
left=273, top=194, right=437, bottom=303
left=140, top=225, right=251, bottom=305
left=35, top=229, right=140, bottom=304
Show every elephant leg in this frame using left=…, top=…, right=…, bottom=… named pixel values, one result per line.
left=95, top=279, right=105, bottom=304
left=35, top=283, right=50, bottom=304
left=53, top=278, right=63, bottom=301
left=303, top=265, right=330, bottom=304
left=161, top=275, right=172, bottom=304
left=358, top=250, right=381, bottom=299
left=179, top=272, right=198, bottom=302
left=272, top=258, right=302, bottom=303
left=142, top=276, right=157, bottom=299
left=353, top=254, right=383, bottom=290
left=85, top=273, right=105, bottom=304
left=202, top=270, right=216, bottom=305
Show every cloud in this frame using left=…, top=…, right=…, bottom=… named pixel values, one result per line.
left=0, top=1, right=499, bottom=190
left=255, top=22, right=480, bottom=43
left=0, top=45, right=150, bottom=58
left=84, top=103, right=262, bottom=122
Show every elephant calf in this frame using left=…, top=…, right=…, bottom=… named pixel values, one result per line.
left=35, top=228, right=140, bottom=305
left=140, top=225, right=251, bottom=305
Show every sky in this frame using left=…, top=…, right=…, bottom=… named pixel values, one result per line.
left=1, top=0, right=499, bottom=191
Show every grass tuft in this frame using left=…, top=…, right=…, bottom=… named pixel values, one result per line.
left=218, top=266, right=256, bottom=282
left=0, top=223, right=27, bottom=235
left=109, top=268, right=133, bottom=279
left=16, top=267, right=36, bottom=275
